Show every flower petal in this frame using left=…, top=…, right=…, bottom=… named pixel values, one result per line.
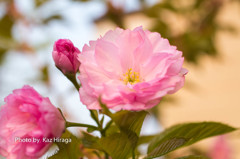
left=95, top=40, right=122, bottom=74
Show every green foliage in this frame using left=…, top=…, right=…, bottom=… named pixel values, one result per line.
left=112, top=110, right=148, bottom=136
left=79, top=105, right=237, bottom=159
left=99, top=133, right=134, bottom=159
left=82, top=132, right=103, bottom=150
left=146, top=122, right=236, bottom=158
left=82, top=131, right=135, bottom=159
left=81, top=106, right=148, bottom=159
left=48, top=130, right=83, bottom=159
left=0, top=15, right=14, bottom=38
left=80, top=112, right=237, bottom=159
left=137, top=135, right=156, bottom=146
left=104, top=121, right=119, bottom=136
left=111, top=110, right=148, bottom=155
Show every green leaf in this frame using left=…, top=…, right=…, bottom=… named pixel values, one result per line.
left=104, top=122, right=120, bottom=136
left=111, top=110, right=148, bottom=150
left=90, top=110, right=99, bottom=122
left=137, top=135, right=157, bottom=146
left=112, top=110, right=148, bottom=136
left=82, top=132, right=134, bottom=159
left=97, top=100, right=148, bottom=157
left=146, top=122, right=236, bottom=158
left=82, top=132, right=102, bottom=150
left=99, top=133, right=134, bottom=159
left=48, top=130, right=83, bottom=159
left=176, top=155, right=210, bottom=159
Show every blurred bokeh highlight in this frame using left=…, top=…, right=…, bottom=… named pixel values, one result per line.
left=0, top=0, right=240, bottom=158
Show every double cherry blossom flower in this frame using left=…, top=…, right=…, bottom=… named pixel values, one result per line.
left=78, top=27, right=187, bottom=110
left=0, top=86, right=65, bottom=159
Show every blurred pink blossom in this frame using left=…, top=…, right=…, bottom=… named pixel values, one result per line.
left=209, top=136, right=232, bottom=159
left=0, top=85, right=65, bottom=159
left=52, top=39, right=81, bottom=74
left=78, top=26, right=187, bottom=110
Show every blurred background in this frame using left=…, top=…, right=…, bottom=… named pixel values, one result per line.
left=0, top=0, right=240, bottom=158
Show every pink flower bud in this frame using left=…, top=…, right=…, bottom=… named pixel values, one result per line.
left=52, top=39, right=81, bottom=74
left=0, top=85, right=65, bottom=159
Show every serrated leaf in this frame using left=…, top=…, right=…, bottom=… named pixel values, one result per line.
left=146, top=122, right=236, bottom=158
left=176, top=155, right=210, bottom=159
left=148, top=137, right=188, bottom=158
left=48, top=130, right=83, bottom=159
left=99, top=133, right=134, bottom=159
left=112, top=110, right=148, bottom=136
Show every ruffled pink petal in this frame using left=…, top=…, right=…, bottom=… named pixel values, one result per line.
left=116, top=29, right=143, bottom=72
left=145, top=30, right=176, bottom=53
left=141, top=53, right=172, bottom=81
left=166, top=57, right=184, bottom=76
left=95, top=39, right=122, bottom=74
left=133, top=29, right=153, bottom=71
left=102, top=28, right=124, bottom=44
left=82, top=62, right=110, bottom=89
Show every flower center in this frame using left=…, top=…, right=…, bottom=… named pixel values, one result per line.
left=123, top=68, right=140, bottom=85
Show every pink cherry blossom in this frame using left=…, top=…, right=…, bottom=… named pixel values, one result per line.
left=52, top=39, right=81, bottom=74
left=78, top=27, right=187, bottom=110
left=0, top=85, right=65, bottom=159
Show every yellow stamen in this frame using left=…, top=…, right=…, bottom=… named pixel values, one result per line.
left=122, top=68, right=140, bottom=85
